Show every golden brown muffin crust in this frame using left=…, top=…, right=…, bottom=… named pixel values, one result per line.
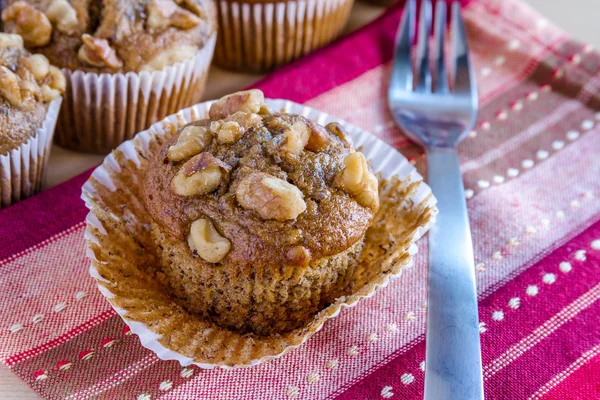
left=2, top=0, right=216, bottom=72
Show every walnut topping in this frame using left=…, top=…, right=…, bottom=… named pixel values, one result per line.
left=77, top=34, right=123, bottom=69
left=217, top=121, right=242, bottom=144
left=236, top=172, right=307, bottom=221
left=46, top=65, right=66, bottom=92
left=171, top=153, right=230, bottom=196
left=167, top=125, right=212, bottom=162
left=326, top=122, right=353, bottom=147
left=336, top=152, right=379, bottom=209
left=286, top=245, right=311, bottom=267
left=140, top=45, right=198, bottom=72
left=209, top=89, right=264, bottom=119
left=0, top=66, right=23, bottom=107
left=147, top=0, right=202, bottom=31
left=282, top=119, right=330, bottom=154
left=45, top=0, right=79, bottom=35
left=224, top=111, right=262, bottom=130
left=22, top=54, right=49, bottom=81
left=188, top=218, right=231, bottom=263
left=0, top=33, right=23, bottom=49
left=2, top=2, right=53, bottom=48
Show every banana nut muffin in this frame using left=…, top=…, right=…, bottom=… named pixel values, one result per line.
left=1, top=0, right=216, bottom=72
left=0, top=32, right=64, bottom=155
left=142, top=90, right=380, bottom=335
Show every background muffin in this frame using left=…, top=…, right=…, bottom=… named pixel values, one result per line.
left=142, top=90, right=380, bottom=335
left=214, top=0, right=355, bottom=72
left=0, top=33, right=64, bottom=207
left=2, top=0, right=217, bottom=153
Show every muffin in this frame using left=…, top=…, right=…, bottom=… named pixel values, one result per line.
left=0, top=33, right=64, bottom=208
left=214, top=0, right=355, bottom=72
left=2, top=0, right=217, bottom=153
left=142, top=89, right=380, bottom=335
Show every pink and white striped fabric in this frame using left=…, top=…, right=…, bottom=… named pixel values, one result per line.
left=1, top=0, right=600, bottom=398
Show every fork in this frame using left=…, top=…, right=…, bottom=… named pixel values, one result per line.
left=388, top=1, right=483, bottom=399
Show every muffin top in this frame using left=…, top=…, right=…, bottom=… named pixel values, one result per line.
left=142, top=90, right=380, bottom=269
left=0, top=33, right=65, bottom=155
left=1, top=0, right=216, bottom=73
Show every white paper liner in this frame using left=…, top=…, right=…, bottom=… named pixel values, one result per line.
left=0, top=97, right=62, bottom=209
left=55, top=34, right=216, bottom=154
left=214, top=0, right=355, bottom=72
left=82, top=99, right=438, bottom=368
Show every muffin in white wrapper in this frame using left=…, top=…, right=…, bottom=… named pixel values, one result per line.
left=82, top=99, right=437, bottom=368
left=55, top=34, right=216, bottom=154
left=1, top=97, right=62, bottom=209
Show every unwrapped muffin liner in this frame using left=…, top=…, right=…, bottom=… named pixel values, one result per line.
left=82, top=99, right=437, bottom=368
left=55, top=34, right=216, bottom=154
left=0, top=97, right=62, bottom=209
left=214, top=0, right=355, bottom=72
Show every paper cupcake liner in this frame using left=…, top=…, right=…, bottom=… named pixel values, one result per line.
left=55, top=34, right=216, bottom=154
left=0, top=97, right=62, bottom=209
left=214, top=0, right=355, bottom=72
left=82, top=99, right=438, bottom=368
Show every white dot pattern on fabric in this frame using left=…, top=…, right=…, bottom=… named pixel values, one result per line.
left=420, top=361, right=426, bottom=371
left=508, top=298, right=521, bottom=309
left=137, top=395, right=151, bottom=400
left=526, top=225, right=537, bottom=234
left=35, top=372, right=48, bottom=381
left=536, top=19, right=548, bottom=28
left=421, top=301, right=427, bottom=309
left=159, top=381, right=173, bottom=391
left=584, top=44, right=594, bottom=53
left=512, top=101, right=524, bottom=111
left=404, top=312, right=415, bottom=321
left=180, top=368, right=194, bottom=379
left=541, top=84, right=552, bottom=92
left=481, top=67, right=491, bottom=76
left=552, top=140, right=565, bottom=150
left=469, top=130, right=477, bottom=138
left=367, top=333, right=378, bottom=343
left=385, top=323, right=398, bottom=333
left=493, top=175, right=505, bottom=184
left=584, top=191, right=594, bottom=199
left=465, top=189, right=474, bottom=199
left=543, top=273, right=557, bottom=284
left=32, top=314, right=44, bottom=324
left=508, top=237, right=520, bottom=247
left=591, top=240, right=600, bottom=250
left=307, top=372, right=320, bottom=383
left=479, top=322, right=487, bottom=333
left=9, top=323, right=23, bottom=333
left=526, top=285, right=539, bottom=296
left=286, top=386, right=300, bottom=398
left=326, top=359, right=339, bottom=370
left=559, top=262, right=572, bottom=273
left=556, top=210, right=565, bottom=219
left=581, top=119, right=595, bottom=130
left=570, top=200, right=581, bottom=208
left=508, top=39, right=520, bottom=50
left=481, top=121, right=491, bottom=130
left=478, top=180, right=490, bottom=189
left=527, top=92, right=539, bottom=101
left=347, top=346, right=359, bottom=356
left=494, top=55, right=506, bottom=66
left=492, top=251, right=503, bottom=260
left=401, top=373, right=415, bottom=385
left=74, top=291, right=87, bottom=301
left=570, top=54, right=582, bottom=64
left=595, top=111, right=600, bottom=120
left=522, top=159, right=534, bottom=169
left=574, top=250, right=587, bottom=261
left=492, top=311, right=504, bottom=321
left=536, top=150, right=549, bottom=160
left=541, top=218, right=550, bottom=227
left=566, top=130, right=580, bottom=141
left=476, top=263, right=486, bottom=273
left=496, top=110, right=508, bottom=120
left=507, top=168, right=519, bottom=177
left=53, top=303, right=66, bottom=313
left=381, top=386, right=394, bottom=398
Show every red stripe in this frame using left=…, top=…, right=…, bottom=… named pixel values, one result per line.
left=331, top=216, right=600, bottom=399
left=542, top=353, right=600, bottom=399
left=4, top=309, right=115, bottom=367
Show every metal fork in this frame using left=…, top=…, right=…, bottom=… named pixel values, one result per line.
left=388, top=1, right=483, bottom=399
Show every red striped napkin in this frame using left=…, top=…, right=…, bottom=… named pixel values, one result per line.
left=2, top=0, right=600, bottom=398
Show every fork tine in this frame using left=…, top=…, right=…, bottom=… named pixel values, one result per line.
left=415, top=0, right=432, bottom=92
left=433, top=0, right=448, bottom=92
left=389, top=0, right=416, bottom=93
left=451, top=1, right=475, bottom=94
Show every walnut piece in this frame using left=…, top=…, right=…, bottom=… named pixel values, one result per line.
left=0, top=33, right=23, bottom=49
left=209, top=90, right=264, bottom=119
left=336, top=152, right=379, bottom=208
left=45, top=0, right=79, bottom=35
left=286, top=245, right=311, bottom=267
left=140, top=45, right=198, bottom=72
left=22, top=54, right=49, bottom=81
left=188, top=218, right=231, bottom=263
left=326, top=122, right=353, bottom=147
left=0, top=66, right=23, bottom=107
left=167, top=125, right=212, bottom=162
left=236, top=172, right=307, bottom=221
left=147, top=0, right=202, bottom=31
left=171, top=153, right=230, bottom=196
left=217, top=121, right=242, bottom=144
left=77, top=34, right=123, bottom=69
left=282, top=119, right=330, bottom=154
left=2, top=2, right=53, bottom=48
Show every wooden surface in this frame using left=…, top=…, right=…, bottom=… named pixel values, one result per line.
left=1, top=1, right=598, bottom=398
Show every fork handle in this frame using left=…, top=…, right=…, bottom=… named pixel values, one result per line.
left=424, top=147, right=484, bottom=400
